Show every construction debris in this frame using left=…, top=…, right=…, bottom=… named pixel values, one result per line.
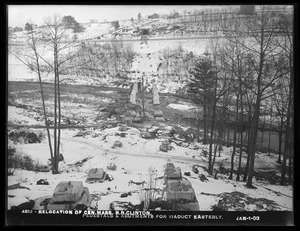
left=132, top=115, right=143, bottom=123
left=119, top=124, right=127, bottom=131
left=107, top=163, right=117, bottom=171
left=128, top=180, right=146, bottom=186
left=86, top=168, right=107, bottom=183
left=37, top=179, right=49, bottom=185
left=112, top=140, right=123, bottom=148
left=199, top=174, right=209, bottom=182
left=120, top=192, right=132, bottom=198
left=141, top=130, right=157, bottom=139
left=160, top=140, right=172, bottom=152
left=74, top=131, right=87, bottom=137
left=184, top=172, right=191, bottom=176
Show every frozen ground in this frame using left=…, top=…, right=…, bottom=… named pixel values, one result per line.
left=7, top=112, right=293, bottom=211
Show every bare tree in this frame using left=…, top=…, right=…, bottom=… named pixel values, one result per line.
left=206, top=39, right=234, bottom=175
left=228, top=8, right=290, bottom=188
left=38, top=14, right=82, bottom=173
left=9, top=28, right=54, bottom=171
left=272, top=79, right=288, bottom=164
left=274, top=12, right=294, bottom=185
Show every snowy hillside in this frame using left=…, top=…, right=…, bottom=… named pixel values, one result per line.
left=8, top=18, right=220, bottom=94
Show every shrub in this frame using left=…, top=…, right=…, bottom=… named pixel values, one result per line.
left=8, top=129, right=43, bottom=144
left=8, top=151, right=23, bottom=169
left=37, top=131, right=46, bottom=141
left=22, top=155, right=35, bottom=170
left=8, top=150, right=46, bottom=172
left=137, top=167, right=159, bottom=210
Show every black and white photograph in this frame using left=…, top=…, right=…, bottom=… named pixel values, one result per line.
left=6, top=4, right=295, bottom=226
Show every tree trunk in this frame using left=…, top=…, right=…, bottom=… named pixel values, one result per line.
left=277, top=117, right=283, bottom=163
left=141, top=74, right=145, bottom=117
left=280, top=83, right=292, bottom=185
left=203, top=104, right=208, bottom=144
left=229, top=95, right=239, bottom=180
left=288, top=137, right=292, bottom=183
left=288, top=99, right=294, bottom=184
left=268, top=106, right=272, bottom=155
left=211, top=142, right=219, bottom=172
left=268, top=125, right=271, bottom=155
left=218, top=95, right=227, bottom=157
left=226, top=127, right=230, bottom=146
left=57, top=70, right=61, bottom=171
left=53, top=42, right=59, bottom=174
left=208, top=100, right=217, bottom=175
left=260, top=115, right=265, bottom=150
left=237, top=91, right=244, bottom=181
left=243, top=112, right=252, bottom=182
left=280, top=124, right=290, bottom=185
left=197, top=115, right=201, bottom=142
left=246, top=96, right=260, bottom=188
left=246, top=22, right=266, bottom=188
left=33, top=41, right=54, bottom=171
left=53, top=60, right=58, bottom=174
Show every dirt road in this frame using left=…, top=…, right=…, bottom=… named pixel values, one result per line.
left=60, top=135, right=207, bottom=168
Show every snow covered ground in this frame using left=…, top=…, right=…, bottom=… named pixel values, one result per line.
left=7, top=112, right=293, bottom=211
left=8, top=24, right=213, bottom=94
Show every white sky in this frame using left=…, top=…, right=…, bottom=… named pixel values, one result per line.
left=7, top=5, right=235, bottom=28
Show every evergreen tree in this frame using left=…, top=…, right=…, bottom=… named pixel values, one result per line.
left=25, top=22, right=33, bottom=31
left=62, top=15, right=84, bottom=33
left=187, top=56, right=216, bottom=144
